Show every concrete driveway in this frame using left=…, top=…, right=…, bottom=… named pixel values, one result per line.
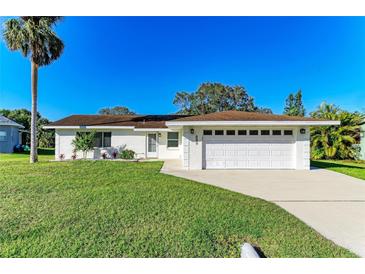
left=161, top=160, right=365, bottom=257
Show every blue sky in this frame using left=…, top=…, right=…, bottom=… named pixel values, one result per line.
left=1, top=16, right=364, bottom=121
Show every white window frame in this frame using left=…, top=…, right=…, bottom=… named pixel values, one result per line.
left=95, top=132, right=112, bottom=148
left=167, top=132, right=179, bottom=149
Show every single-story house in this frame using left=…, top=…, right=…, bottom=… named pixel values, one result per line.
left=0, top=115, right=25, bottom=153
left=44, top=110, right=339, bottom=170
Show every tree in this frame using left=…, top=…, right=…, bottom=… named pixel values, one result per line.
left=98, top=106, right=135, bottom=115
left=72, top=131, right=96, bottom=159
left=3, top=17, right=64, bottom=163
left=310, top=102, right=364, bottom=160
left=173, top=83, right=271, bottom=115
left=0, top=108, right=54, bottom=147
left=283, top=89, right=305, bottom=116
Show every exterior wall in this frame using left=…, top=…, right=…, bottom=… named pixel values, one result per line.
left=55, top=128, right=183, bottom=160
left=157, top=130, right=183, bottom=159
left=295, top=126, right=310, bottom=170
left=183, top=127, right=203, bottom=169
left=0, top=125, right=20, bottom=153
left=111, top=129, right=146, bottom=158
left=360, top=124, right=365, bottom=160
left=56, top=129, right=146, bottom=160
left=183, top=126, right=310, bottom=170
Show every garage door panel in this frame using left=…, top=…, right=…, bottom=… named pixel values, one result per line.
left=206, top=160, right=225, bottom=169
left=204, top=140, right=294, bottom=169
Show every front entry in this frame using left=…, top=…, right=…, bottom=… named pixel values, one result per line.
left=147, top=133, right=158, bottom=158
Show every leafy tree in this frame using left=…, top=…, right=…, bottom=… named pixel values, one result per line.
left=98, top=106, right=135, bottom=115
left=173, top=83, right=272, bottom=115
left=72, top=131, right=96, bottom=159
left=0, top=108, right=54, bottom=147
left=284, top=89, right=305, bottom=116
left=3, top=17, right=64, bottom=163
left=310, top=102, right=364, bottom=160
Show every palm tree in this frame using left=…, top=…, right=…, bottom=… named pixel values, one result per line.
left=310, top=102, right=364, bottom=160
left=3, top=17, right=64, bottom=163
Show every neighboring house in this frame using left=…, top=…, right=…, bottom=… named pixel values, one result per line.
left=44, top=110, right=338, bottom=170
left=0, top=115, right=25, bottom=153
left=360, top=123, right=365, bottom=160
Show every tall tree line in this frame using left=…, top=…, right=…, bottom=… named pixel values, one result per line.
left=173, top=83, right=272, bottom=115
left=283, top=89, right=305, bottom=116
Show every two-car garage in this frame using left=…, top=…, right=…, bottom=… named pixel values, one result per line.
left=165, top=110, right=338, bottom=170
left=202, top=128, right=296, bottom=169
left=203, top=140, right=295, bottom=169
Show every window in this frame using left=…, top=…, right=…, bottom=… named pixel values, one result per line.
left=284, top=130, right=293, bottom=136
left=261, top=130, right=270, bottom=135
left=94, top=132, right=112, bottom=147
left=76, top=132, right=111, bottom=147
left=272, top=130, right=281, bottom=136
left=0, top=131, right=7, bottom=141
left=215, top=130, right=224, bottom=135
left=203, top=130, right=212, bottom=135
left=103, top=132, right=111, bottom=147
left=249, top=130, right=258, bottom=135
left=94, top=132, right=103, bottom=147
left=238, top=130, right=247, bottom=135
left=167, top=132, right=179, bottom=148
left=226, top=130, right=235, bottom=135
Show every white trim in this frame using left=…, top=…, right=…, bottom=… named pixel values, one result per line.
left=43, top=125, right=135, bottom=129
left=133, top=128, right=172, bottom=132
left=0, top=122, right=24, bottom=128
left=166, top=120, right=340, bottom=126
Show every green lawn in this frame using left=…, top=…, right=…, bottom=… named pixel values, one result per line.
left=0, top=148, right=55, bottom=162
left=311, top=160, right=365, bottom=181
left=0, top=160, right=355, bottom=258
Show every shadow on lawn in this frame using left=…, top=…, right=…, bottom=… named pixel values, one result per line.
left=311, top=160, right=365, bottom=170
left=15, top=148, right=55, bottom=156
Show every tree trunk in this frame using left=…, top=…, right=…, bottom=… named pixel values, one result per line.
left=30, top=61, right=38, bottom=163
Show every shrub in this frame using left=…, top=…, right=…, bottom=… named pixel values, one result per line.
left=311, top=148, right=325, bottom=160
left=71, top=131, right=96, bottom=159
left=310, top=103, right=365, bottom=160
left=59, top=154, right=65, bottom=161
left=120, top=149, right=135, bottom=160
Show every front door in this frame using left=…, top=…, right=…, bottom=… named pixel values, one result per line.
left=147, top=133, right=157, bottom=158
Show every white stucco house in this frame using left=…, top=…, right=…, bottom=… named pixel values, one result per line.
left=44, top=110, right=339, bottom=170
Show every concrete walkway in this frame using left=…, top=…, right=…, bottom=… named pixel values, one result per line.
left=161, top=160, right=365, bottom=257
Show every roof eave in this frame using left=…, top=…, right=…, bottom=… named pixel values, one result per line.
left=165, top=120, right=341, bottom=126
left=43, top=125, right=136, bottom=129
left=0, top=123, right=24, bottom=128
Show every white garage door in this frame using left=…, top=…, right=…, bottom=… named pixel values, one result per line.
left=204, top=140, right=295, bottom=169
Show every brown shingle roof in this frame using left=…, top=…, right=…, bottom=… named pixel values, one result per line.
left=48, top=111, right=327, bottom=128
left=48, top=114, right=191, bottom=128
left=171, top=110, right=323, bottom=122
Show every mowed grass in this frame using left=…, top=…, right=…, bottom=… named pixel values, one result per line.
left=0, top=160, right=356, bottom=258
left=0, top=148, right=55, bottom=162
left=311, top=160, right=365, bottom=181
